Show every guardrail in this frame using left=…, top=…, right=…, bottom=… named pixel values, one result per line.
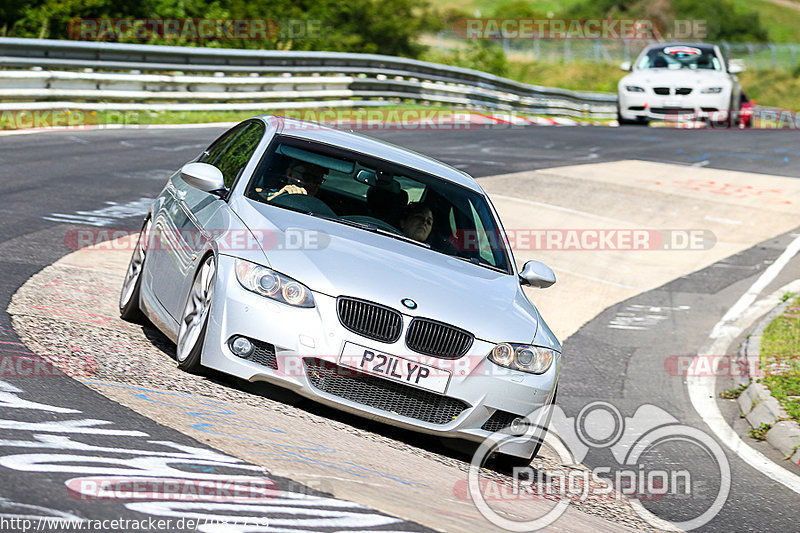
left=0, top=37, right=618, bottom=118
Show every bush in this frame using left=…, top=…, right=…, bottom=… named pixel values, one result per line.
left=422, top=41, right=508, bottom=77
left=2, top=0, right=439, bottom=57
left=564, top=0, right=768, bottom=43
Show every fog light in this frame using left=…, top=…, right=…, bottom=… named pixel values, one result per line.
left=509, top=417, right=528, bottom=434
left=229, top=336, right=254, bottom=358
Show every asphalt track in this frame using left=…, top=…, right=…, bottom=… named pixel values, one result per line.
left=1, top=123, right=800, bottom=532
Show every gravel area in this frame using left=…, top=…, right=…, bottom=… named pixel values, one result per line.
left=8, top=248, right=666, bottom=533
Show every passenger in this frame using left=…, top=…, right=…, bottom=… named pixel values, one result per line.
left=268, top=161, right=326, bottom=200
left=400, top=202, right=434, bottom=243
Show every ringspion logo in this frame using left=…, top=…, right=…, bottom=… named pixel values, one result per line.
left=466, top=401, right=730, bottom=530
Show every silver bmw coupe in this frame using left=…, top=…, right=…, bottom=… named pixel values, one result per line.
left=119, top=115, right=561, bottom=464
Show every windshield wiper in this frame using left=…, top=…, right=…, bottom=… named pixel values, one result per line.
left=311, top=214, right=509, bottom=272
left=451, top=253, right=507, bottom=274
left=313, top=214, right=431, bottom=248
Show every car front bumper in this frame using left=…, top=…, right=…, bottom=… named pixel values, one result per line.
left=202, top=254, right=560, bottom=458
left=618, top=90, right=731, bottom=121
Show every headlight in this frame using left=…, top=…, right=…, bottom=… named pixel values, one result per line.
left=625, top=85, right=645, bottom=93
left=489, top=343, right=557, bottom=374
left=701, top=87, right=723, bottom=94
left=235, top=259, right=315, bottom=308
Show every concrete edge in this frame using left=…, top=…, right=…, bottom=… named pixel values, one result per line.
left=737, top=295, right=800, bottom=464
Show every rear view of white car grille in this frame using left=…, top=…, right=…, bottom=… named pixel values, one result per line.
left=337, top=297, right=402, bottom=343
left=406, top=318, right=473, bottom=359
left=304, top=358, right=469, bottom=424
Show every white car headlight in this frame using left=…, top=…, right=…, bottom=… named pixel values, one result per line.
left=701, top=87, right=724, bottom=94
left=625, top=85, right=645, bottom=93
left=489, top=343, right=557, bottom=374
left=235, top=259, right=315, bottom=308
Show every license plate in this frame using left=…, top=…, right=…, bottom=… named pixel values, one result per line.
left=339, top=342, right=450, bottom=394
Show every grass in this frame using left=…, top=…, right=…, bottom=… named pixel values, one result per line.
left=738, top=68, right=800, bottom=110
left=749, top=422, right=771, bottom=440
left=506, top=58, right=621, bottom=93
left=720, top=383, right=748, bottom=399
left=0, top=104, right=465, bottom=130
left=731, top=0, right=800, bottom=43
left=760, top=295, right=800, bottom=423
left=426, top=0, right=584, bottom=17
left=0, top=104, right=614, bottom=130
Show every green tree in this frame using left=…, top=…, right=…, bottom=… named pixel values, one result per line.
left=672, top=0, right=767, bottom=43
left=565, top=0, right=768, bottom=42
left=4, top=0, right=440, bottom=57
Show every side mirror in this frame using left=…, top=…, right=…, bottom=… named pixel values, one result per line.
left=728, top=63, right=745, bottom=74
left=519, top=260, right=556, bottom=288
left=180, top=162, right=225, bottom=193
left=620, top=61, right=632, bottom=72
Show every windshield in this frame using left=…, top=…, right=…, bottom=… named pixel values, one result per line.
left=638, top=45, right=722, bottom=71
left=244, top=136, right=511, bottom=273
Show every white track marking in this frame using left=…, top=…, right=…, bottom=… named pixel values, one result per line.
left=551, top=267, right=639, bottom=289
left=608, top=304, right=691, bottom=330
left=703, top=215, right=742, bottom=225
left=688, top=234, right=800, bottom=493
left=490, top=194, right=641, bottom=227
left=42, top=197, right=152, bottom=226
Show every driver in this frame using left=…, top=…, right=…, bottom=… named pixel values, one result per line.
left=267, top=161, right=326, bottom=201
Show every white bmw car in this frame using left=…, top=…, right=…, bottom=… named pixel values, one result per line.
left=618, top=43, right=745, bottom=125
left=119, top=115, right=561, bottom=467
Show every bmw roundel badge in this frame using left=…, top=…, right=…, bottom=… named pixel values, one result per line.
left=401, top=298, right=417, bottom=310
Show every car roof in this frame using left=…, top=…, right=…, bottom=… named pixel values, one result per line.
left=254, top=114, right=483, bottom=193
left=644, top=43, right=717, bottom=54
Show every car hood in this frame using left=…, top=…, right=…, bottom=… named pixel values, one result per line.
left=623, top=69, right=731, bottom=88
left=232, top=198, right=541, bottom=343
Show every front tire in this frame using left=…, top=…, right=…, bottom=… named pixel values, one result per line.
left=176, top=254, right=216, bottom=373
left=119, top=218, right=151, bottom=323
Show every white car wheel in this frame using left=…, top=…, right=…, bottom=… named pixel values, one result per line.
left=176, top=255, right=215, bottom=372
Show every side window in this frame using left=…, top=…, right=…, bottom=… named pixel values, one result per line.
left=200, top=123, right=247, bottom=165
left=468, top=200, right=495, bottom=266
left=214, top=122, right=266, bottom=188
